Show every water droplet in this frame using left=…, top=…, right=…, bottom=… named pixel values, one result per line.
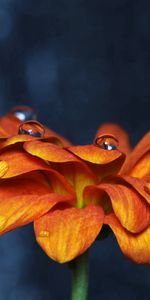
left=39, top=230, right=49, bottom=237
left=0, top=215, right=7, bottom=230
left=11, top=105, right=37, bottom=121
left=18, top=121, right=45, bottom=138
left=95, top=135, right=119, bottom=150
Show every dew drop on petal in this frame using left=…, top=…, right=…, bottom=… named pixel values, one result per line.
left=94, top=135, right=119, bottom=150
left=18, top=120, right=45, bottom=138
left=39, top=230, right=49, bottom=237
left=0, top=215, right=7, bottom=230
left=10, top=105, right=37, bottom=121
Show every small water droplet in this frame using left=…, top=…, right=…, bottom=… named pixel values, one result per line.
left=95, top=135, right=119, bottom=150
left=18, top=120, right=45, bottom=138
left=39, top=230, right=49, bottom=237
left=10, top=105, right=37, bottom=121
left=0, top=215, right=7, bottom=230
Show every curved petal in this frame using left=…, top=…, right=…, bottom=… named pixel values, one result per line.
left=0, top=148, right=75, bottom=196
left=112, top=175, right=150, bottom=205
left=34, top=205, right=104, bottom=263
left=0, top=135, right=37, bottom=150
left=121, top=132, right=150, bottom=178
left=95, top=123, right=131, bottom=155
left=0, top=115, right=20, bottom=137
left=24, top=140, right=79, bottom=163
left=128, top=152, right=150, bottom=180
left=105, top=213, right=150, bottom=264
left=84, top=182, right=150, bottom=233
left=0, top=149, right=51, bottom=178
left=68, top=144, right=124, bottom=164
left=0, top=194, right=69, bottom=235
left=0, top=176, right=73, bottom=234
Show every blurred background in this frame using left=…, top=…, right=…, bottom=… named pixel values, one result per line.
left=0, top=0, right=150, bottom=299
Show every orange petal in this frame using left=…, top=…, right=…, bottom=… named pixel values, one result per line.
left=0, top=176, right=73, bottom=234
left=0, top=160, right=8, bottom=177
left=24, top=140, right=80, bottom=162
left=95, top=123, right=131, bottom=155
left=113, top=175, right=150, bottom=205
left=34, top=204, right=104, bottom=263
left=0, top=135, right=37, bottom=150
left=0, top=194, right=69, bottom=235
left=84, top=182, right=150, bottom=233
left=105, top=213, right=150, bottom=264
left=128, top=152, right=150, bottom=180
left=0, top=148, right=75, bottom=196
left=69, top=144, right=124, bottom=164
left=0, top=114, right=20, bottom=137
left=121, top=132, right=150, bottom=178
left=0, top=149, right=51, bottom=178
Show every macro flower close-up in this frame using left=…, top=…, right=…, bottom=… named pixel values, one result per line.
left=0, top=107, right=149, bottom=267
left=0, top=1, right=150, bottom=299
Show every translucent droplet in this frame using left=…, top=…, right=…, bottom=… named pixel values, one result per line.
left=0, top=215, right=7, bottom=230
left=18, top=121, right=45, bottom=138
left=39, top=230, right=49, bottom=237
left=95, top=135, right=119, bottom=150
left=11, top=105, right=37, bottom=121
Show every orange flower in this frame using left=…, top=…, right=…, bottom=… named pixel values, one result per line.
left=0, top=112, right=149, bottom=264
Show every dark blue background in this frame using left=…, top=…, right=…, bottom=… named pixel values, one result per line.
left=0, top=0, right=149, bottom=299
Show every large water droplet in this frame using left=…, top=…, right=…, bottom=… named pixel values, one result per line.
left=11, top=105, right=37, bottom=121
left=0, top=215, right=7, bottom=230
left=39, top=230, right=49, bottom=237
left=18, top=121, right=45, bottom=138
left=95, top=135, right=119, bottom=150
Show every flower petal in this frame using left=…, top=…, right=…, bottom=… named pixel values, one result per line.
left=84, top=182, right=150, bottom=233
left=0, top=194, right=66, bottom=235
left=0, top=115, right=20, bottom=137
left=0, top=149, right=51, bottom=178
left=34, top=205, right=104, bottom=263
left=0, top=148, right=75, bottom=196
left=68, top=144, right=124, bottom=164
left=0, top=176, right=73, bottom=234
left=121, top=132, right=150, bottom=178
left=0, top=135, right=38, bottom=150
left=105, top=213, right=150, bottom=264
left=24, top=140, right=79, bottom=162
left=95, top=123, right=131, bottom=155
left=113, top=175, right=150, bottom=205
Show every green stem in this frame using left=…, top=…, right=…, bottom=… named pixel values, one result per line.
left=70, top=251, right=89, bottom=300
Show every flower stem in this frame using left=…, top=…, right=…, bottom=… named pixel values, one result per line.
left=70, top=251, right=89, bottom=300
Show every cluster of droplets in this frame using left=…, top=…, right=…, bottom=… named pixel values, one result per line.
left=11, top=106, right=45, bottom=138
